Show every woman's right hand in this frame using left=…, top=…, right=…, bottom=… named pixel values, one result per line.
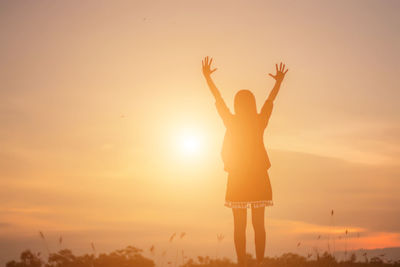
left=202, top=56, right=217, bottom=77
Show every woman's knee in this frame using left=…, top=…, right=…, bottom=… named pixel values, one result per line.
left=251, top=207, right=265, bottom=232
left=252, top=221, right=265, bottom=234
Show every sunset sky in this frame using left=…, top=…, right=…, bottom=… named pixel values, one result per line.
left=1, top=0, right=400, bottom=265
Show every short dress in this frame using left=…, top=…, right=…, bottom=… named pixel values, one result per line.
left=216, top=98, right=274, bottom=209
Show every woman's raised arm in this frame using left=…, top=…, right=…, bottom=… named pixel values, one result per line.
left=202, top=56, right=232, bottom=125
left=267, top=62, right=288, bottom=102
left=202, top=56, right=224, bottom=103
left=261, top=62, right=288, bottom=114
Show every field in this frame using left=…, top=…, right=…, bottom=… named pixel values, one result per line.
left=6, top=245, right=399, bottom=267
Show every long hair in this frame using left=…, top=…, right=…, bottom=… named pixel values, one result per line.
left=234, top=90, right=257, bottom=116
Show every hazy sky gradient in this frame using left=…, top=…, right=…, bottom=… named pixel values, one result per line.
left=1, top=0, right=399, bottom=265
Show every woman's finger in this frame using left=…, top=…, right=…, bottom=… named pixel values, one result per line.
left=275, top=64, right=278, bottom=72
left=209, top=58, right=213, bottom=66
left=284, top=69, right=289, bottom=74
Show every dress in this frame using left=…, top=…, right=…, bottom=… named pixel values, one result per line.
left=215, top=98, right=274, bottom=209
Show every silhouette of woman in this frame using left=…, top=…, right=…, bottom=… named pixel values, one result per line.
left=202, top=56, right=288, bottom=267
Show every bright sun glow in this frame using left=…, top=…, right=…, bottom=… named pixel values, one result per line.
left=178, top=129, right=203, bottom=157
left=182, top=135, right=201, bottom=154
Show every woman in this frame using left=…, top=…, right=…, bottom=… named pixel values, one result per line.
left=202, top=56, right=288, bottom=267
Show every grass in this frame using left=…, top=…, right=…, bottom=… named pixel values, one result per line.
left=6, top=244, right=400, bottom=267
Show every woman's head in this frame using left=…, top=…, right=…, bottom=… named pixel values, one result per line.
left=234, top=90, right=257, bottom=116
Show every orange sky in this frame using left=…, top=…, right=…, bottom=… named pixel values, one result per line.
left=1, top=0, right=400, bottom=265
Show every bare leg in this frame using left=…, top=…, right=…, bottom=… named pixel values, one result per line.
left=232, top=208, right=247, bottom=267
left=251, top=207, right=265, bottom=265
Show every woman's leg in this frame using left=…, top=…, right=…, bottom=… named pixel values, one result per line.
left=251, top=206, right=266, bottom=264
left=232, top=208, right=247, bottom=267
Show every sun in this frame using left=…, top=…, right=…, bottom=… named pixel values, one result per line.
left=182, top=135, right=201, bottom=154
left=178, top=129, right=203, bottom=157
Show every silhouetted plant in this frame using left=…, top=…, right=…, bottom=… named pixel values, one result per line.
left=7, top=246, right=154, bottom=267
left=6, top=250, right=42, bottom=267
left=370, top=256, right=384, bottom=265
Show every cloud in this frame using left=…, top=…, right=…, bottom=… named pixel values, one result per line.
left=268, top=149, right=400, bottom=233
left=0, top=222, right=11, bottom=228
left=333, top=126, right=400, bottom=163
left=268, top=218, right=400, bottom=251
left=0, top=152, right=33, bottom=179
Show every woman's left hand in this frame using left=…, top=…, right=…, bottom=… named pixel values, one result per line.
left=269, top=62, right=288, bottom=82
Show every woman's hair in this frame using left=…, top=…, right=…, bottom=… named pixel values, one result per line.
left=234, top=89, right=257, bottom=116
